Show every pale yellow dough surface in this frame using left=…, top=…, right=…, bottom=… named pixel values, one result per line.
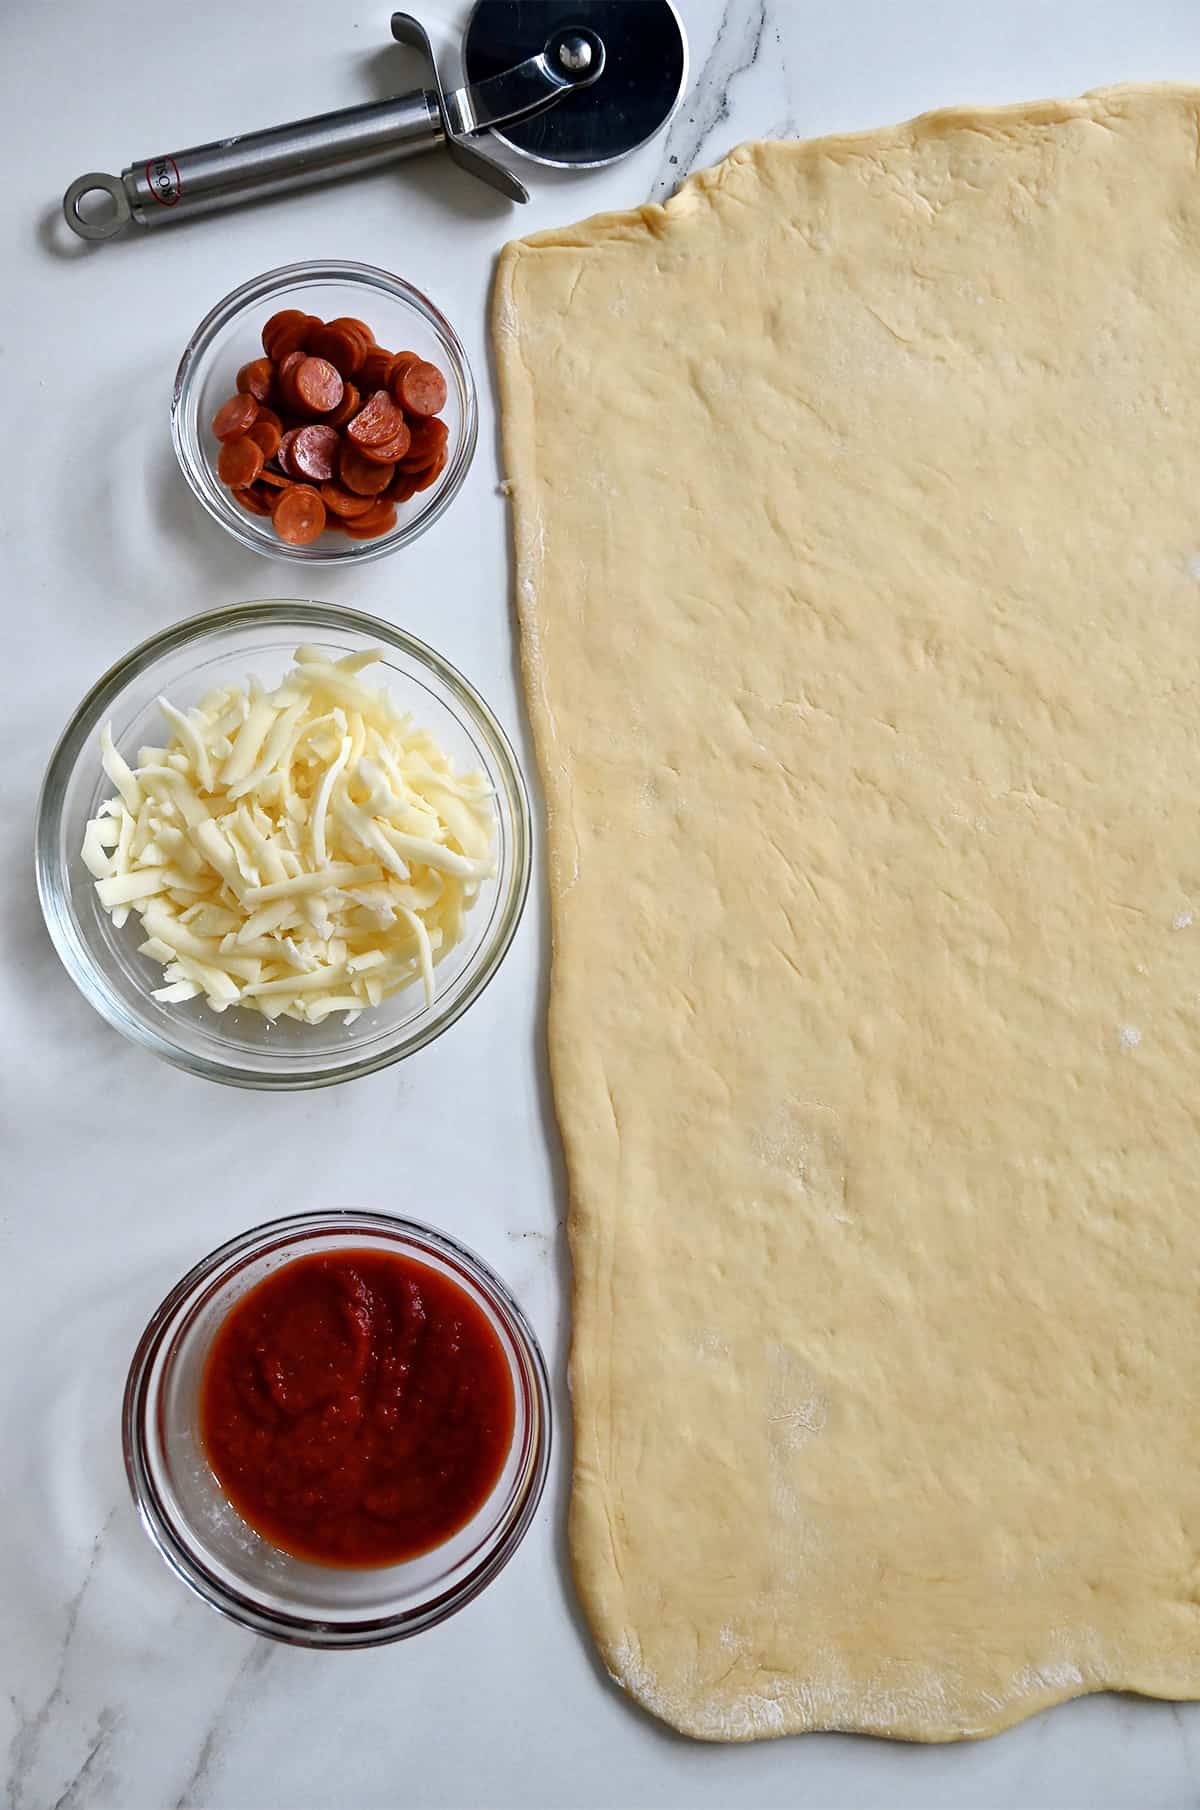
left=494, top=87, right=1200, bottom=1742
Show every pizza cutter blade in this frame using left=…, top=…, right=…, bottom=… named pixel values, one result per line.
left=462, top=0, right=688, bottom=170
left=61, top=2, right=689, bottom=242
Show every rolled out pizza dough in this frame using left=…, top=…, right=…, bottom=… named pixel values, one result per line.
left=493, top=87, right=1200, bottom=1741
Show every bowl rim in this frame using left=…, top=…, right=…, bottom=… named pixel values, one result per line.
left=35, top=599, right=532, bottom=1090
left=122, top=1209, right=553, bottom=1647
left=171, top=259, right=478, bottom=566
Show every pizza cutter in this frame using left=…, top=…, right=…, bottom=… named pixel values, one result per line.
left=62, top=2, right=688, bottom=242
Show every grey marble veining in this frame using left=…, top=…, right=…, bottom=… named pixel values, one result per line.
left=9, top=1524, right=112, bottom=1810
left=171, top=1646, right=275, bottom=1810
left=651, top=0, right=770, bottom=195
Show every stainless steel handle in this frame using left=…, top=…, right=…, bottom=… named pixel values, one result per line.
left=64, top=90, right=441, bottom=240
left=131, top=91, right=441, bottom=223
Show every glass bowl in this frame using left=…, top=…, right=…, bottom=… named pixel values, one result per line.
left=172, top=261, right=477, bottom=564
left=123, top=1211, right=552, bottom=1647
left=35, top=600, right=530, bottom=1089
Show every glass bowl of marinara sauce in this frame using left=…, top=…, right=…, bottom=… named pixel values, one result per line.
left=123, top=1211, right=551, bottom=1645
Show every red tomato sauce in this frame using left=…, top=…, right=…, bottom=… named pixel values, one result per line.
left=200, top=1249, right=515, bottom=1567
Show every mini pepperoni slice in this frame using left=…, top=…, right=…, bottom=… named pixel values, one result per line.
left=294, top=356, right=344, bottom=415
left=262, top=309, right=305, bottom=357
left=258, top=467, right=291, bottom=488
left=339, top=442, right=394, bottom=495
left=237, top=358, right=275, bottom=403
left=360, top=348, right=394, bottom=390
left=212, top=394, right=259, bottom=442
left=217, top=436, right=265, bottom=488
left=289, top=423, right=341, bottom=482
left=399, top=415, right=448, bottom=468
left=410, top=447, right=447, bottom=492
left=344, top=503, right=398, bottom=540
left=357, top=420, right=411, bottom=464
left=345, top=498, right=397, bottom=531
left=384, top=469, right=420, bottom=505
left=247, top=416, right=282, bottom=460
left=273, top=349, right=305, bottom=412
left=347, top=389, right=404, bottom=448
left=234, top=485, right=272, bottom=517
left=318, top=482, right=378, bottom=519
left=272, top=484, right=327, bottom=545
left=331, top=315, right=374, bottom=347
left=386, top=351, right=420, bottom=403
left=310, top=324, right=364, bottom=378
left=398, top=360, right=448, bottom=419
left=326, top=381, right=360, bottom=430
left=269, top=313, right=322, bottom=362
left=399, top=449, right=443, bottom=476
left=326, top=317, right=372, bottom=370
left=277, top=427, right=302, bottom=477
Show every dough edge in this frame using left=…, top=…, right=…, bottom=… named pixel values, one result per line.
left=491, top=82, right=1200, bottom=1743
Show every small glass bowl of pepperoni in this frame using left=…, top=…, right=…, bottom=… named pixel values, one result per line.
left=172, top=261, right=476, bottom=564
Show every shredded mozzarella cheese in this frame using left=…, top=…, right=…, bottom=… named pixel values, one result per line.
left=85, top=648, right=496, bottom=1023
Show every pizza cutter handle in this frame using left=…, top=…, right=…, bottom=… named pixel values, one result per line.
left=62, top=84, right=447, bottom=241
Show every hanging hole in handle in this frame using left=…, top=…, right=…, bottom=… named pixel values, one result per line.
left=63, top=172, right=130, bottom=241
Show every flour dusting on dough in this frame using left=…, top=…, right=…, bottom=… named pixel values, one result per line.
left=514, top=508, right=581, bottom=899
left=607, top=1632, right=791, bottom=1741
left=608, top=1630, right=1052, bottom=1743
left=767, top=1344, right=828, bottom=1454
left=751, top=1103, right=849, bottom=1222
left=1011, top=1658, right=1087, bottom=1696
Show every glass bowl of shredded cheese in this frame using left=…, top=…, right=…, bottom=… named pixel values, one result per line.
left=37, top=601, right=531, bottom=1087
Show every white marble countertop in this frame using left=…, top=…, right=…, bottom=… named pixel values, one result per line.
left=6, top=1, right=1200, bottom=1804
